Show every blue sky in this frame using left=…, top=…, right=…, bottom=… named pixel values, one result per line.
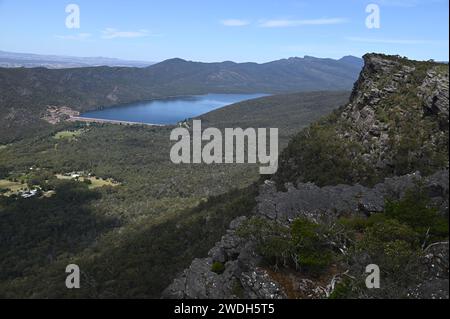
left=0, top=0, right=448, bottom=62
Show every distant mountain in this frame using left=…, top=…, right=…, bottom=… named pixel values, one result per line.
left=148, top=56, right=363, bottom=93
left=0, top=55, right=363, bottom=143
left=0, top=50, right=155, bottom=68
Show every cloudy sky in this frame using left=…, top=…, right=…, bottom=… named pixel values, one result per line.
left=0, top=0, right=448, bottom=62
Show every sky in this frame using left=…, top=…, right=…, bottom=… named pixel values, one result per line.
left=0, top=0, right=448, bottom=63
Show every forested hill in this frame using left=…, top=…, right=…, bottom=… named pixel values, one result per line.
left=0, top=55, right=362, bottom=144
left=0, top=55, right=362, bottom=111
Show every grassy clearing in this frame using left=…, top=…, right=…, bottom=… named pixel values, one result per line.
left=54, top=129, right=85, bottom=141
left=88, top=177, right=119, bottom=189
left=0, top=179, right=28, bottom=196
left=55, top=174, right=119, bottom=189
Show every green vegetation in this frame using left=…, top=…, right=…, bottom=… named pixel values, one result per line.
left=384, top=190, right=448, bottom=243
left=237, top=217, right=292, bottom=269
left=0, top=179, right=26, bottom=196
left=199, top=91, right=350, bottom=148
left=328, top=279, right=353, bottom=299
left=0, top=117, right=262, bottom=298
left=0, top=58, right=360, bottom=144
left=54, top=129, right=85, bottom=141
left=237, top=187, right=448, bottom=298
left=275, top=114, right=373, bottom=187
left=0, top=182, right=258, bottom=298
left=0, top=181, right=116, bottom=285
left=0, top=54, right=447, bottom=299
left=339, top=188, right=448, bottom=298
left=55, top=174, right=119, bottom=190
left=211, top=262, right=225, bottom=274
left=291, top=218, right=334, bottom=274
left=3, top=91, right=342, bottom=297
left=275, top=55, right=449, bottom=188
left=238, top=217, right=335, bottom=275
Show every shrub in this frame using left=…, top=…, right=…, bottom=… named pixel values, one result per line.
left=239, top=217, right=336, bottom=275
left=295, top=250, right=333, bottom=275
left=329, top=279, right=353, bottom=299
left=352, top=217, right=422, bottom=289
left=211, top=262, right=225, bottom=274
left=339, top=217, right=370, bottom=232
left=237, top=217, right=292, bottom=267
left=360, top=217, right=419, bottom=248
left=291, top=218, right=334, bottom=275
left=385, top=189, right=449, bottom=243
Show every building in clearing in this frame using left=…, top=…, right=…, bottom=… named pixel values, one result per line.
left=21, top=189, right=38, bottom=199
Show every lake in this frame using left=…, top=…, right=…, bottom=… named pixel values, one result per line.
left=80, top=93, right=268, bottom=125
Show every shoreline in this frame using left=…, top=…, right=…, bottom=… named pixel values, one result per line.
left=67, top=116, right=165, bottom=127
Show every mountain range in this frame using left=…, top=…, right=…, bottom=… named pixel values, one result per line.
left=0, top=53, right=448, bottom=299
left=0, top=54, right=363, bottom=143
left=0, top=50, right=155, bottom=68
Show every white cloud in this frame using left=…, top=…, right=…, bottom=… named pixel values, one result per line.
left=259, top=18, right=347, bottom=28
left=346, top=36, right=447, bottom=45
left=101, top=28, right=150, bottom=39
left=55, top=33, right=92, bottom=40
left=220, top=19, right=250, bottom=27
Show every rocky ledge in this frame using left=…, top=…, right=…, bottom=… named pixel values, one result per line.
left=163, top=170, right=449, bottom=299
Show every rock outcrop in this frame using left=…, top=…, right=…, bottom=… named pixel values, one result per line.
left=418, top=66, right=450, bottom=128
left=258, top=170, right=449, bottom=224
left=163, top=170, right=449, bottom=299
left=163, top=54, right=449, bottom=300
left=163, top=216, right=286, bottom=299
left=340, top=54, right=449, bottom=178
left=275, top=54, right=449, bottom=188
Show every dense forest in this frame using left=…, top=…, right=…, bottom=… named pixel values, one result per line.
left=0, top=56, right=361, bottom=144
left=0, top=91, right=349, bottom=298
left=1, top=54, right=448, bottom=299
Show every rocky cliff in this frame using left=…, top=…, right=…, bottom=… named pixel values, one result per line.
left=339, top=54, right=449, bottom=178
left=163, top=54, right=449, bottom=299
left=275, top=54, right=449, bottom=187
left=163, top=171, right=449, bottom=299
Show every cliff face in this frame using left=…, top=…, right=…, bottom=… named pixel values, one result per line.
left=163, top=54, right=450, bottom=300
left=339, top=54, right=449, bottom=179
left=274, top=54, right=449, bottom=187
left=163, top=171, right=449, bottom=299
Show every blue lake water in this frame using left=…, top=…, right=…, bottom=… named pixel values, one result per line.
left=80, top=93, right=268, bottom=125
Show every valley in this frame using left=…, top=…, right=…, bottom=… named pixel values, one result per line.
left=1, top=0, right=448, bottom=304
left=0, top=90, right=349, bottom=298
left=0, top=53, right=448, bottom=300
left=0, top=55, right=362, bottom=144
